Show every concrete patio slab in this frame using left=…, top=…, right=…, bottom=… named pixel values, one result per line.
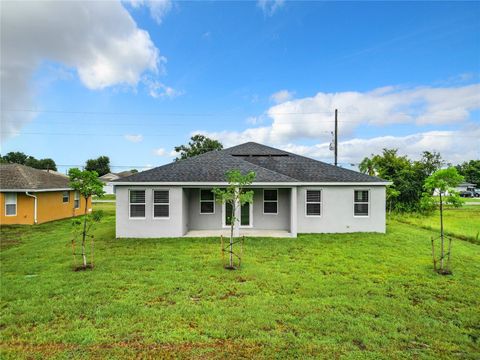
left=184, top=229, right=293, bottom=238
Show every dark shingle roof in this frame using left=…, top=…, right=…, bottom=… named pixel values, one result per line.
left=117, top=150, right=297, bottom=183
left=115, top=142, right=386, bottom=183
left=0, top=164, right=71, bottom=190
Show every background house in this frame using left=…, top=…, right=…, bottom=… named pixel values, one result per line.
left=99, top=171, right=135, bottom=194
left=456, top=182, right=476, bottom=192
left=113, top=142, right=389, bottom=238
left=0, top=164, right=91, bottom=225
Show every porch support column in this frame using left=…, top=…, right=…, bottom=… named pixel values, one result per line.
left=233, top=188, right=241, bottom=238
left=290, top=187, right=298, bottom=238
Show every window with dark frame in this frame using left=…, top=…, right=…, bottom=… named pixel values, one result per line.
left=354, top=190, right=369, bottom=216
left=62, top=191, right=69, bottom=203
left=129, top=190, right=146, bottom=218
left=200, top=189, right=215, bottom=214
left=153, top=190, right=169, bottom=218
left=263, top=189, right=278, bottom=214
left=306, top=190, right=321, bottom=216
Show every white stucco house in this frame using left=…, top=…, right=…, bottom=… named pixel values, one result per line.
left=99, top=171, right=136, bottom=194
left=113, top=142, right=389, bottom=238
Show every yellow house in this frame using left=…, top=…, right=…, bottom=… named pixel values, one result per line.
left=0, top=164, right=92, bottom=225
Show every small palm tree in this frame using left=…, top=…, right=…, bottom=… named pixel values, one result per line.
left=359, top=157, right=376, bottom=176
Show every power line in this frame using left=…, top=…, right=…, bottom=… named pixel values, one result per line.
left=1, top=131, right=477, bottom=138
left=2, top=108, right=470, bottom=118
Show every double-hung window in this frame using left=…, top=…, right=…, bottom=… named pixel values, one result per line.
left=62, top=191, right=70, bottom=203
left=129, top=190, right=146, bottom=218
left=5, top=193, right=17, bottom=216
left=263, top=189, right=278, bottom=214
left=306, top=190, right=321, bottom=216
left=354, top=190, right=369, bottom=217
left=200, top=189, right=214, bottom=214
left=153, top=190, right=169, bottom=218
left=74, top=191, right=80, bottom=209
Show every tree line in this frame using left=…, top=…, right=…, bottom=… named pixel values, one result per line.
left=0, top=152, right=137, bottom=177
left=359, top=150, right=479, bottom=212
left=0, top=135, right=222, bottom=175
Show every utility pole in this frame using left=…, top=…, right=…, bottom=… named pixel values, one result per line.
left=334, top=109, right=338, bottom=166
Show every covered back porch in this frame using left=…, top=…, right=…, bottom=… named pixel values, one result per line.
left=181, top=186, right=298, bottom=238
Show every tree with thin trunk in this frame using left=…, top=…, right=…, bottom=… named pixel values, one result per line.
left=213, top=170, right=255, bottom=269
left=68, top=168, right=105, bottom=270
left=424, top=167, right=464, bottom=274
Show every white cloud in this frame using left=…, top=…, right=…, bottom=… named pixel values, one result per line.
left=1, top=1, right=164, bottom=139
left=144, top=78, right=183, bottom=99
left=257, top=0, right=285, bottom=16
left=270, top=89, right=294, bottom=104
left=282, top=128, right=480, bottom=166
left=128, top=0, right=172, bottom=24
left=246, top=115, right=267, bottom=125
left=201, top=83, right=480, bottom=146
left=124, top=134, right=143, bottom=143
left=153, top=148, right=167, bottom=156
left=198, top=83, right=480, bottom=165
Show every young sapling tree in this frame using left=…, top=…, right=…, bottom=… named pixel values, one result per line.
left=68, top=168, right=105, bottom=270
left=213, top=170, right=255, bottom=269
left=424, top=167, right=464, bottom=274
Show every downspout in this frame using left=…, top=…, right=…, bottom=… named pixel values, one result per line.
left=25, top=192, right=37, bottom=224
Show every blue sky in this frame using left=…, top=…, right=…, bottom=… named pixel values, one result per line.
left=1, top=1, right=479, bottom=173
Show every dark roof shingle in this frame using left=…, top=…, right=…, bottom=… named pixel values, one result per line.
left=0, top=164, right=71, bottom=190
left=115, top=142, right=386, bottom=183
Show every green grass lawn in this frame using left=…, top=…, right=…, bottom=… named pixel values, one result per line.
left=92, top=194, right=116, bottom=201
left=390, top=206, right=480, bottom=244
left=1, top=204, right=479, bottom=359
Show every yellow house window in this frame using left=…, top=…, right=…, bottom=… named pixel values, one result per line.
left=74, top=191, right=80, bottom=209
left=62, top=191, right=70, bottom=203
left=5, top=193, right=17, bottom=216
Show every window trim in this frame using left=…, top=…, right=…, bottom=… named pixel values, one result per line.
left=263, top=189, right=278, bottom=215
left=73, top=191, right=80, bottom=209
left=152, top=189, right=170, bottom=220
left=199, top=189, right=215, bottom=215
left=128, top=189, right=146, bottom=220
left=5, top=193, right=17, bottom=216
left=62, top=191, right=70, bottom=203
left=353, top=189, right=370, bottom=218
left=305, top=188, right=322, bottom=217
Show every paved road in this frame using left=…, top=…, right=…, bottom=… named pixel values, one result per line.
left=465, top=202, right=480, bottom=205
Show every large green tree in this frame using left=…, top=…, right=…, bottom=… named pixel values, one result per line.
left=174, top=134, right=223, bottom=161
left=359, top=149, right=444, bottom=212
left=1, top=151, right=57, bottom=171
left=85, top=156, right=111, bottom=176
left=455, top=160, right=480, bottom=187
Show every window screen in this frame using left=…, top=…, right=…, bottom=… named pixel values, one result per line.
left=130, top=190, right=146, bottom=218
left=306, top=190, right=321, bottom=216
left=263, top=189, right=278, bottom=214
left=153, top=190, right=169, bottom=218
left=354, top=190, right=369, bottom=216
left=200, top=189, right=214, bottom=214
left=74, top=191, right=80, bottom=209
left=5, top=193, right=17, bottom=216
